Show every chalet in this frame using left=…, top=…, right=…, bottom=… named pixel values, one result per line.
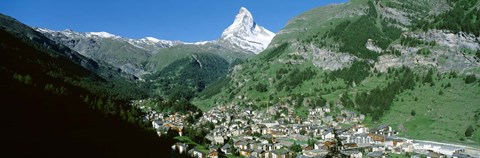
left=336, top=116, right=346, bottom=123
left=262, top=151, right=272, bottom=158
left=262, top=121, right=280, bottom=129
left=271, top=131, right=287, bottom=138
left=212, top=136, right=224, bottom=145
left=260, top=143, right=273, bottom=151
left=322, top=116, right=333, bottom=123
left=303, top=149, right=329, bottom=157
left=427, top=151, right=445, bottom=158
left=251, top=149, right=265, bottom=158
left=257, top=124, right=268, bottom=134
left=290, top=134, right=308, bottom=142
left=309, top=126, right=323, bottom=137
left=323, top=107, right=331, bottom=113
left=322, top=141, right=337, bottom=150
left=368, top=134, right=386, bottom=143
left=303, top=145, right=314, bottom=151
left=239, top=149, right=251, bottom=157
left=272, top=149, right=289, bottom=158
left=384, top=137, right=405, bottom=147
left=314, top=142, right=326, bottom=150
left=291, top=124, right=303, bottom=134
left=208, top=150, right=219, bottom=158
left=341, top=150, right=363, bottom=158
left=257, top=138, right=269, bottom=144
left=172, top=142, right=188, bottom=154
left=221, top=144, right=231, bottom=155
left=349, top=116, right=360, bottom=123
left=249, top=142, right=258, bottom=151
left=295, top=116, right=302, bottom=124
left=367, top=151, right=385, bottom=158
left=231, top=129, right=244, bottom=136
left=399, top=142, right=414, bottom=153
left=189, top=148, right=207, bottom=158
left=368, top=144, right=386, bottom=153
left=452, top=153, right=473, bottom=158
left=311, top=119, right=322, bottom=126
left=251, top=124, right=262, bottom=134
left=280, top=141, right=295, bottom=149
left=235, top=141, right=249, bottom=150
left=344, top=143, right=358, bottom=148
left=332, top=121, right=341, bottom=127
left=352, top=125, right=368, bottom=134
left=321, top=129, right=335, bottom=140
left=163, top=123, right=183, bottom=136
left=371, top=125, right=395, bottom=136
left=274, top=143, right=284, bottom=150
left=177, top=125, right=184, bottom=136
left=349, top=133, right=372, bottom=145
left=152, top=120, right=163, bottom=129
left=359, top=114, right=365, bottom=121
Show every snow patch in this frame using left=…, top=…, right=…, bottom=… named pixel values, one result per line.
left=184, top=41, right=214, bottom=45
left=143, top=37, right=161, bottom=43
left=86, top=32, right=118, bottom=38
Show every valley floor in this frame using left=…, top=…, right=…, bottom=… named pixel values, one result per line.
left=135, top=101, right=480, bottom=158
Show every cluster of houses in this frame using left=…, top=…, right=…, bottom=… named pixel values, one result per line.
left=148, top=110, right=194, bottom=137
left=137, top=100, right=474, bottom=158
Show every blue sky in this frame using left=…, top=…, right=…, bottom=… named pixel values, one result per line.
left=1, top=0, right=347, bottom=42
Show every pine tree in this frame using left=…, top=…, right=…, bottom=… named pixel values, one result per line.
left=465, top=125, right=475, bottom=137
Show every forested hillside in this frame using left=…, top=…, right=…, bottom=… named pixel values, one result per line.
left=0, top=17, right=169, bottom=157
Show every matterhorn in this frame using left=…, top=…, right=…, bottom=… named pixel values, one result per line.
left=219, top=7, right=276, bottom=54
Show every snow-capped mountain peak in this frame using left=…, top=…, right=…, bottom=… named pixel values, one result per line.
left=220, top=7, right=275, bottom=54
left=131, top=36, right=183, bottom=49
left=86, top=31, right=118, bottom=38
left=224, top=7, right=255, bottom=34
left=142, top=37, right=161, bottom=43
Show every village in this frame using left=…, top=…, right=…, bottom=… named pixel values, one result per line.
left=136, top=100, right=475, bottom=158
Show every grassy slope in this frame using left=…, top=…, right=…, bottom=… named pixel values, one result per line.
left=147, top=43, right=251, bottom=72
left=95, top=38, right=151, bottom=65
left=380, top=74, right=480, bottom=145
left=271, top=0, right=368, bottom=46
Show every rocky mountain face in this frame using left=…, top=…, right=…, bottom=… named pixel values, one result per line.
left=374, top=30, right=480, bottom=73
left=0, top=14, right=135, bottom=80
left=35, top=28, right=182, bottom=77
left=35, top=28, right=182, bottom=54
left=219, top=7, right=276, bottom=54
left=36, top=7, right=275, bottom=78
left=0, top=15, right=97, bottom=72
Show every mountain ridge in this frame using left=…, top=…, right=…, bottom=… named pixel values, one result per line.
left=35, top=7, right=275, bottom=78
